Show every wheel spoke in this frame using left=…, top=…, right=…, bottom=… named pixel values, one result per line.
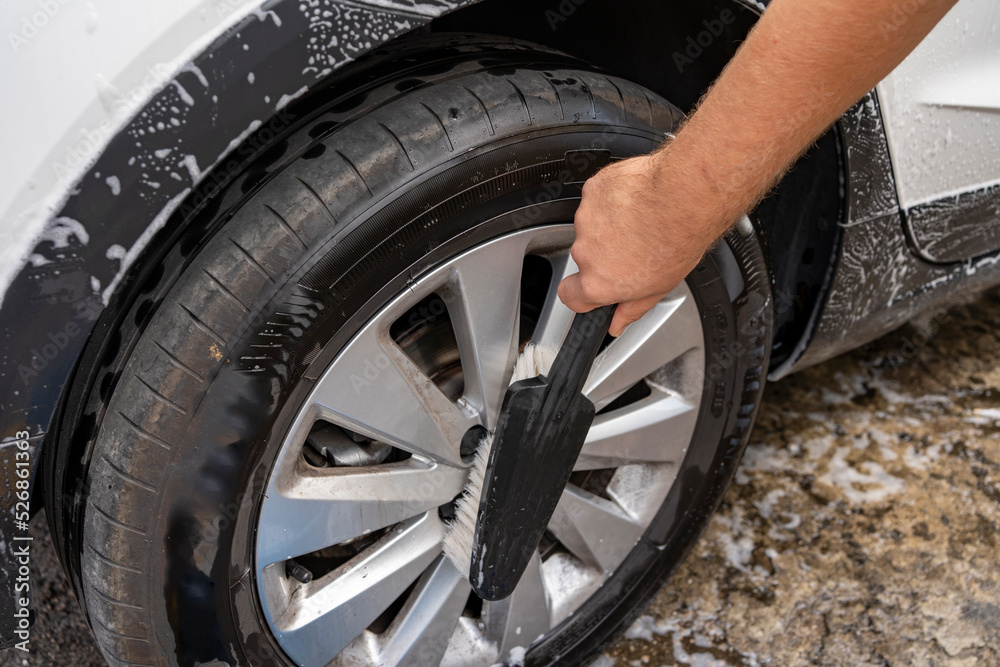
left=439, top=617, right=500, bottom=666
left=482, top=552, right=551, bottom=657
left=312, top=322, right=475, bottom=466
left=531, top=251, right=578, bottom=349
left=575, top=389, right=698, bottom=470
left=547, top=485, right=644, bottom=573
left=541, top=552, right=604, bottom=627
left=258, top=459, right=465, bottom=566
left=273, top=513, right=444, bottom=665
left=606, top=463, right=682, bottom=526
left=441, top=235, right=528, bottom=429
left=379, top=557, right=471, bottom=667
left=583, top=287, right=701, bottom=411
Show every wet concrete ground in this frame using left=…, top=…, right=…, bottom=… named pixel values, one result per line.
left=6, top=288, right=1000, bottom=666
left=602, top=288, right=1000, bottom=667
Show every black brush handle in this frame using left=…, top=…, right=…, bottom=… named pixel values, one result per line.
left=535, top=304, right=615, bottom=434
left=549, top=304, right=616, bottom=384
left=469, top=303, right=616, bottom=600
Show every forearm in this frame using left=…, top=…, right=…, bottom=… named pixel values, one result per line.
left=656, top=0, right=960, bottom=241
left=560, top=0, right=960, bottom=332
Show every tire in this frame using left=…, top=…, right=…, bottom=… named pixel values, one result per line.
left=77, top=37, right=771, bottom=667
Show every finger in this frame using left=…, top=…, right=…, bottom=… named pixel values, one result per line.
left=609, top=294, right=664, bottom=337
left=557, top=272, right=600, bottom=314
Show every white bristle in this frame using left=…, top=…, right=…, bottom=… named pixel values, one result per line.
left=442, top=342, right=559, bottom=576
left=511, top=342, right=560, bottom=382
left=441, top=433, right=490, bottom=575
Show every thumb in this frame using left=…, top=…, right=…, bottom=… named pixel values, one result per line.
left=610, top=294, right=665, bottom=337
left=557, top=272, right=599, bottom=314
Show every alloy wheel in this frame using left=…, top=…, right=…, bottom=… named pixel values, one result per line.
left=255, top=224, right=706, bottom=666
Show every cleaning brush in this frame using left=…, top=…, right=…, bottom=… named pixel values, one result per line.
left=442, top=342, right=559, bottom=576
left=447, top=304, right=616, bottom=599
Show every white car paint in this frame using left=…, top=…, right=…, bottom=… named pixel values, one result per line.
left=0, top=0, right=268, bottom=307
left=0, top=0, right=996, bottom=310
left=876, top=0, right=1000, bottom=209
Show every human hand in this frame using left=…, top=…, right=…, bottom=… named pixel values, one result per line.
left=557, top=148, right=732, bottom=336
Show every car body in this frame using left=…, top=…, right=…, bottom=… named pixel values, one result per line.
left=1, top=0, right=998, bottom=661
